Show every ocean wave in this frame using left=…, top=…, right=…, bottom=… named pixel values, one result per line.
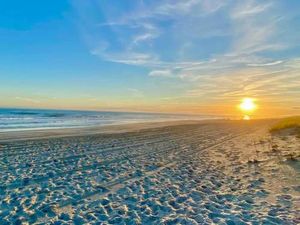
left=10, top=111, right=40, bottom=115
left=45, top=113, right=66, bottom=118
left=0, top=108, right=215, bottom=131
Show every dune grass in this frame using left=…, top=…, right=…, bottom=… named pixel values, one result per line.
left=270, top=116, right=300, bottom=137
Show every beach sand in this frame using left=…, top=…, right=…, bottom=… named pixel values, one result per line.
left=0, top=120, right=299, bottom=224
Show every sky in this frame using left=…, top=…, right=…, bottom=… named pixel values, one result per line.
left=0, top=0, right=299, bottom=118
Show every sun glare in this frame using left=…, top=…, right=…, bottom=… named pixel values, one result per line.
left=243, top=115, right=250, bottom=120
left=239, top=98, right=256, bottom=112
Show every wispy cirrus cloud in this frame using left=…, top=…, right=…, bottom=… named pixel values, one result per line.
left=184, top=62, right=300, bottom=103
left=72, top=0, right=300, bottom=114
left=72, top=0, right=230, bottom=67
left=149, top=70, right=172, bottom=77
left=73, top=0, right=295, bottom=70
left=247, top=60, right=283, bottom=67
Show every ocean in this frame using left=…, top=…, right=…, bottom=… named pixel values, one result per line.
left=0, top=108, right=217, bottom=132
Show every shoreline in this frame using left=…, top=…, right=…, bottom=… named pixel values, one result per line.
left=0, top=119, right=278, bottom=143
left=0, top=119, right=210, bottom=142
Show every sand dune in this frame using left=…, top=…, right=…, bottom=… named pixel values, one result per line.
left=0, top=120, right=299, bottom=224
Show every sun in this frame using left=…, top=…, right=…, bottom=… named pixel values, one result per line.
left=239, top=98, right=256, bottom=112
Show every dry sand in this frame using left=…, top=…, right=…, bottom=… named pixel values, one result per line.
left=0, top=119, right=299, bottom=224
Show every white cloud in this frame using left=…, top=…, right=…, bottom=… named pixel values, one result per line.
left=73, top=0, right=294, bottom=69
left=247, top=60, right=283, bottom=67
left=73, top=0, right=230, bottom=69
left=149, top=69, right=172, bottom=77
left=72, top=0, right=300, bottom=107
left=231, top=1, right=272, bottom=19
left=184, top=63, right=300, bottom=103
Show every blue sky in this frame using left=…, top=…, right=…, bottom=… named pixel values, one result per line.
left=0, top=0, right=299, bottom=116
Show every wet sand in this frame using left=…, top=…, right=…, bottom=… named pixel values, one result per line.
left=0, top=119, right=299, bottom=224
left=0, top=120, right=204, bottom=142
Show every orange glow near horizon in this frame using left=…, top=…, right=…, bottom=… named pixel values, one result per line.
left=3, top=95, right=299, bottom=119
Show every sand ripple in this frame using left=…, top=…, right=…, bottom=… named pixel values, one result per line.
left=0, top=121, right=299, bottom=224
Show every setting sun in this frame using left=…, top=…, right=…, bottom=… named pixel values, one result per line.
left=239, top=98, right=257, bottom=112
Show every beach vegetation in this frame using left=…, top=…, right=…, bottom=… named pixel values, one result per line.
left=270, top=116, right=300, bottom=137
